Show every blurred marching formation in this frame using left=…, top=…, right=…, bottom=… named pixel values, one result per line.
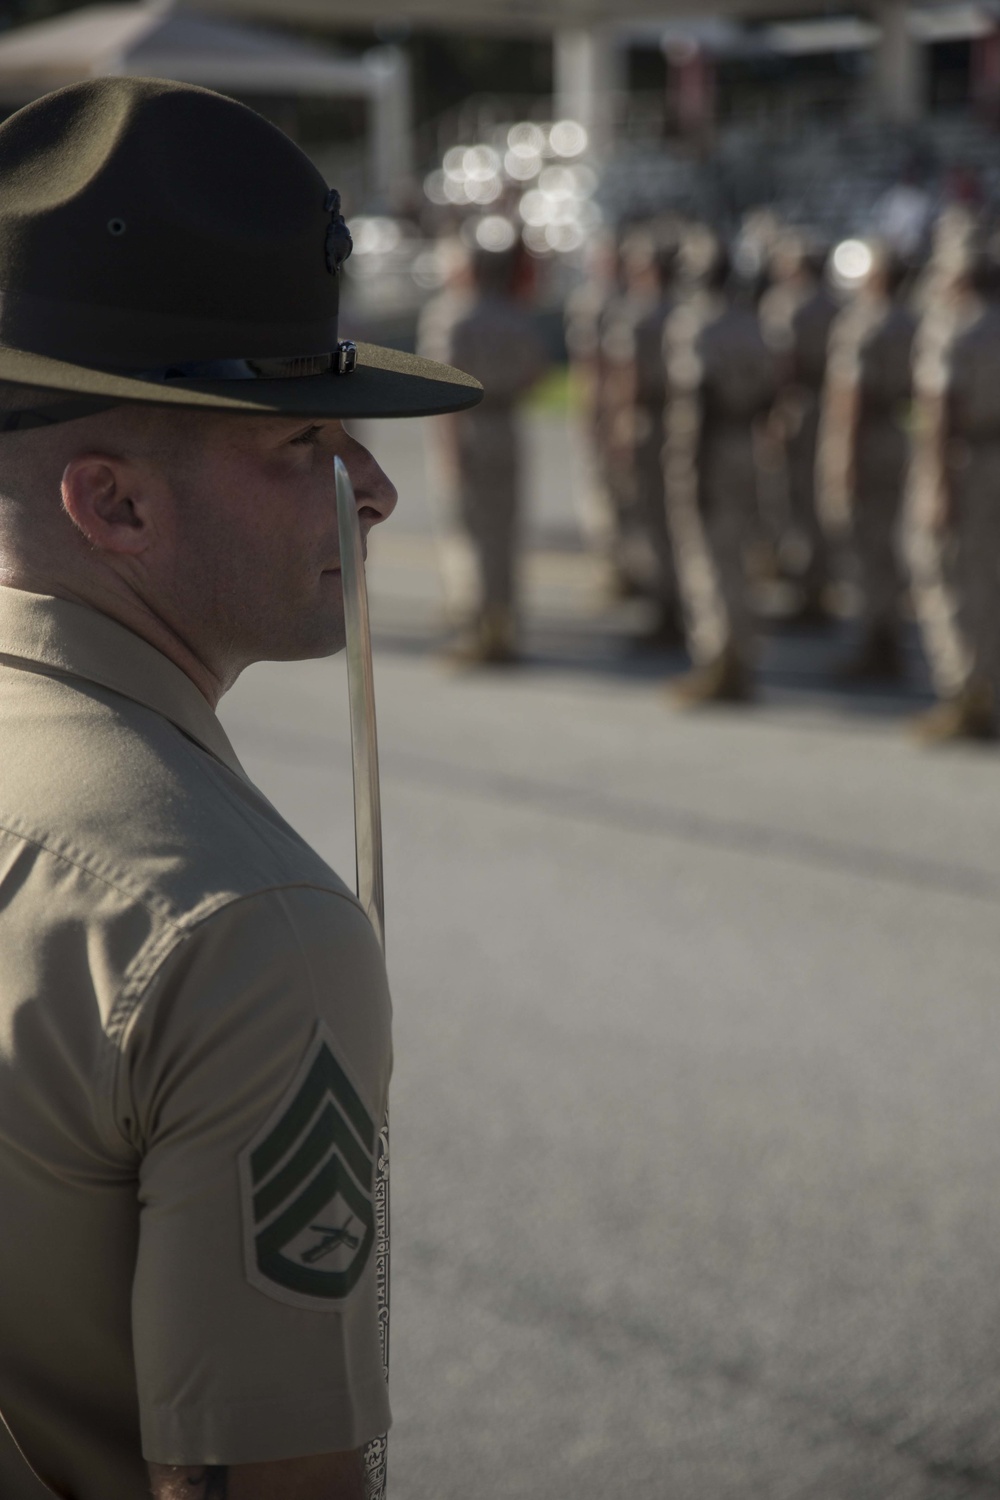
left=410, top=182, right=1000, bottom=747
left=0, top=1, right=994, bottom=742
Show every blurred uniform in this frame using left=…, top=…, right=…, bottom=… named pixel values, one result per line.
left=568, top=231, right=682, bottom=620
left=588, top=232, right=681, bottom=603
left=760, top=243, right=838, bottom=612
left=819, top=257, right=916, bottom=678
left=600, top=233, right=683, bottom=640
left=664, top=244, right=778, bottom=703
left=908, top=252, right=1000, bottom=740
left=419, top=244, right=547, bottom=664
left=631, top=283, right=682, bottom=638
left=564, top=240, right=629, bottom=585
left=912, top=205, right=981, bottom=323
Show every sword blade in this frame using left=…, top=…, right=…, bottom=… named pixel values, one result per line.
left=335, top=457, right=389, bottom=1500
left=336, top=456, right=385, bottom=952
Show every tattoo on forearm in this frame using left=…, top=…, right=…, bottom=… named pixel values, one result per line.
left=149, top=1464, right=229, bottom=1499
left=186, top=1469, right=229, bottom=1499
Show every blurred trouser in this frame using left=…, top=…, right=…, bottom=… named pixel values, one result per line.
left=570, top=417, right=615, bottom=560
left=634, top=404, right=679, bottom=611
left=785, top=391, right=828, bottom=594
left=457, top=409, right=520, bottom=621
left=852, top=422, right=909, bottom=635
left=667, top=425, right=757, bottom=667
left=906, top=442, right=1000, bottom=702
left=596, top=436, right=643, bottom=588
left=423, top=418, right=473, bottom=629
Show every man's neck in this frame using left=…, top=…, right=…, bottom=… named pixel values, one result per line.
left=0, top=564, right=226, bottom=707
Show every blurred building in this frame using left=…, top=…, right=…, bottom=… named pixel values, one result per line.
left=6, top=0, right=1000, bottom=194
left=175, top=0, right=1000, bottom=272
left=0, top=1, right=412, bottom=206
left=5, top=0, right=1000, bottom=344
left=193, top=0, right=1000, bottom=137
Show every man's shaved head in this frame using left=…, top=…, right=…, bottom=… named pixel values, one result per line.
left=0, top=404, right=206, bottom=568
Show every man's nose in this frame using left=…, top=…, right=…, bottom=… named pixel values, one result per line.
left=344, top=437, right=397, bottom=527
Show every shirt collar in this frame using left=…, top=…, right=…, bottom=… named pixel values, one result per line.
left=0, top=586, right=248, bottom=781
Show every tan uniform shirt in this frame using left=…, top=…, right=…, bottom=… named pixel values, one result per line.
left=759, top=281, right=838, bottom=393
left=0, top=588, right=392, bottom=1500
left=826, top=293, right=916, bottom=430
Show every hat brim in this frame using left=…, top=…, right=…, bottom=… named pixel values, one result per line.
left=0, top=339, right=483, bottom=419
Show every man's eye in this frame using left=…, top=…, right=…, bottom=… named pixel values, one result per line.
left=291, top=425, right=323, bottom=446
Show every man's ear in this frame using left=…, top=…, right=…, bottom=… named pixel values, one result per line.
left=61, top=454, right=150, bottom=556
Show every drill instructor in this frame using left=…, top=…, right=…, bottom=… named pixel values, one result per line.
left=0, top=78, right=481, bottom=1500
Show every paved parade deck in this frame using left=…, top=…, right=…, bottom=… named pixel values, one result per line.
left=219, top=414, right=1000, bottom=1500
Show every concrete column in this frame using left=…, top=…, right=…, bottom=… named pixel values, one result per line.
left=667, top=44, right=716, bottom=140
left=872, top=0, right=923, bottom=124
left=553, top=26, right=624, bottom=161
left=972, top=26, right=1000, bottom=126
left=365, top=45, right=414, bottom=209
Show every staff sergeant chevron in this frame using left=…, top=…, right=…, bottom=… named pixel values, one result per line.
left=239, top=1028, right=376, bottom=1308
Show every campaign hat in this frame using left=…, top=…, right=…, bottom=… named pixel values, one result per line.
left=0, top=75, right=482, bottom=426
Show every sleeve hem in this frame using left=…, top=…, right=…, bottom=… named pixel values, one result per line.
left=141, top=1379, right=391, bottom=1467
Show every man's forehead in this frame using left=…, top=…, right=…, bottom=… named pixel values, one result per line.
left=0, top=405, right=338, bottom=475
left=197, top=410, right=342, bottom=446
left=91, top=405, right=341, bottom=453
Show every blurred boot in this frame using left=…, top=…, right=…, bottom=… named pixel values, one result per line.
left=912, top=681, right=997, bottom=745
left=784, top=584, right=837, bottom=629
left=444, top=606, right=519, bottom=669
left=669, top=645, right=754, bottom=707
left=606, top=562, right=645, bottom=603
left=631, top=603, right=686, bottom=653
left=833, top=623, right=904, bottom=683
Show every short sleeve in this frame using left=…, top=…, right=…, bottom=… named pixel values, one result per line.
left=913, top=312, right=957, bottom=401
left=599, top=312, right=637, bottom=366
left=121, top=885, right=392, bottom=1466
left=416, top=290, right=465, bottom=366
left=446, top=305, right=547, bottom=400
left=564, top=286, right=601, bottom=362
left=825, top=312, right=862, bottom=387
left=758, top=288, right=793, bottom=353
left=664, top=306, right=704, bottom=395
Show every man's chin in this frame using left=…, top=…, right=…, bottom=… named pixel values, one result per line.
left=260, top=610, right=347, bottom=663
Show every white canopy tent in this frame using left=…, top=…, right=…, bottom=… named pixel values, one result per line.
left=0, top=0, right=412, bottom=203
left=196, top=0, right=1000, bottom=129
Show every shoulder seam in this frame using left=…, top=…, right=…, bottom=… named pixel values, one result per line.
left=107, top=881, right=369, bottom=1047
left=101, top=881, right=370, bottom=1149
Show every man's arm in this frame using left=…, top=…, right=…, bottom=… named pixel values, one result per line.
left=815, top=374, right=860, bottom=534
left=917, top=388, right=959, bottom=533
left=127, top=890, right=392, bottom=1492
left=149, top=1448, right=364, bottom=1500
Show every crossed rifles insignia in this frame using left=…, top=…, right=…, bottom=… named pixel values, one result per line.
left=240, top=1030, right=375, bottom=1304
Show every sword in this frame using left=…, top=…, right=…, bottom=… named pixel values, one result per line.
left=335, top=457, right=390, bottom=1500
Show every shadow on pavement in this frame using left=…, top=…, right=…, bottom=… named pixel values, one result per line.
left=372, top=613, right=938, bottom=724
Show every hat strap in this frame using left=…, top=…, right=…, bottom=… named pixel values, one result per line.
left=133, top=342, right=358, bottom=383
left=0, top=342, right=360, bottom=432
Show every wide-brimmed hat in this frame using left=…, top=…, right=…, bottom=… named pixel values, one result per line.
left=0, top=76, right=483, bottom=426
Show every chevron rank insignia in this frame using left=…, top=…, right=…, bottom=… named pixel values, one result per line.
left=239, top=1028, right=376, bottom=1307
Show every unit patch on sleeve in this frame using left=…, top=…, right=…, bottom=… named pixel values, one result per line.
left=239, top=1027, right=376, bottom=1308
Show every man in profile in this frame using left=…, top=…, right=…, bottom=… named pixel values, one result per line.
left=0, top=76, right=480, bottom=1500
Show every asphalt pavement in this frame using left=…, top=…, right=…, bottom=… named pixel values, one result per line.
left=218, top=412, right=1000, bottom=1500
